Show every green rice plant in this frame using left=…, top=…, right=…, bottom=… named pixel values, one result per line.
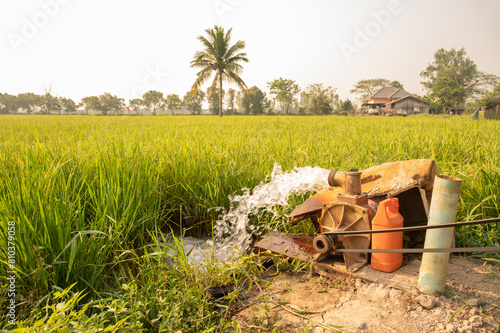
left=0, top=114, right=499, bottom=329
left=6, top=282, right=144, bottom=332
left=0, top=117, right=168, bottom=322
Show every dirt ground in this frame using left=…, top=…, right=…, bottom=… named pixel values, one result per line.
left=231, top=256, right=500, bottom=333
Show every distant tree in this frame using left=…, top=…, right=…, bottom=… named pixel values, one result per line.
left=98, top=93, right=124, bottom=115
left=331, top=94, right=341, bottom=112
left=264, top=96, right=275, bottom=115
left=350, top=78, right=391, bottom=101
left=191, top=25, right=248, bottom=118
left=304, top=83, right=335, bottom=115
left=422, top=95, right=442, bottom=114
left=429, top=70, right=467, bottom=112
left=234, top=87, right=267, bottom=115
left=267, top=78, right=300, bottom=115
left=59, top=97, right=76, bottom=114
left=340, top=99, right=355, bottom=112
left=421, top=47, right=498, bottom=104
left=129, top=98, right=143, bottom=115
left=235, top=90, right=250, bottom=115
left=298, top=91, right=311, bottom=115
left=166, top=94, right=182, bottom=115
left=183, top=90, right=205, bottom=115
left=39, top=93, right=61, bottom=114
left=80, top=96, right=100, bottom=115
left=17, top=93, right=41, bottom=114
left=142, top=90, right=164, bottom=116
left=0, top=93, right=18, bottom=114
left=391, top=81, right=404, bottom=89
left=480, top=84, right=500, bottom=109
left=246, top=86, right=266, bottom=115
left=226, top=88, right=236, bottom=114
left=207, top=87, right=225, bottom=115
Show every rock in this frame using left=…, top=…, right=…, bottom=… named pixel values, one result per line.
left=445, top=323, right=456, bottom=332
left=374, top=285, right=390, bottom=299
left=457, top=326, right=472, bottom=333
left=417, top=294, right=437, bottom=310
left=389, top=288, right=402, bottom=299
left=355, top=278, right=362, bottom=288
left=469, top=308, right=478, bottom=315
left=468, top=298, right=481, bottom=307
left=457, top=324, right=471, bottom=333
left=433, top=308, right=444, bottom=317
left=438, top=323, right=445, bottom=330
left=469, top=315, right=483, bottom=327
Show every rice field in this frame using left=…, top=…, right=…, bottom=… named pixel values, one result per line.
left=0, top=115, right=499, bottom=331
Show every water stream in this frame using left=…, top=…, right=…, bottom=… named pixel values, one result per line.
left=162, top=163, right=330, bottom=263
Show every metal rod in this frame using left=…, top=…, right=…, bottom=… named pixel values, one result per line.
left=318, top=217, right=500, bottom=236
left=330, top=246, right=500, bottom=253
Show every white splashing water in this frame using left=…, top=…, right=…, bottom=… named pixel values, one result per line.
left=207, top=163, right=330, bottom=261
left=162, top=163, right=330, bottom=264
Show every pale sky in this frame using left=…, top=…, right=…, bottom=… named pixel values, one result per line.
left=1, top=0, right=499, bottom=105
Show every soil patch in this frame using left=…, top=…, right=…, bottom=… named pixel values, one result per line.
left=231, top=256, right=500, bottom=332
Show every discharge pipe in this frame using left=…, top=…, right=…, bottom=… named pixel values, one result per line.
left=328, top=168, right=362, bottom=196
left=417, top=175, right=462, bottom=295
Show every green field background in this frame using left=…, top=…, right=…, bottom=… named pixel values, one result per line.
left=0, top=115, right=499, bottom=328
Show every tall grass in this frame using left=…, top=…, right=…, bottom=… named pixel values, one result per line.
left=0, top=115, right=499, bottom=329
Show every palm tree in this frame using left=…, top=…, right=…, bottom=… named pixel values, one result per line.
left=191, top=26, right=248, bottom=117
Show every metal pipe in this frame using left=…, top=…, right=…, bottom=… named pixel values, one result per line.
left=417, top=175, right=462, bottom=295
left=328, top=168, right=362, bottom=196
left=346, top=169, right=362, bottom=196
left=328, top=170, right=344, bottom=188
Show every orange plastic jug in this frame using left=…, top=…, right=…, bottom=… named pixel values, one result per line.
left=371, top=197, right=404, bottom=272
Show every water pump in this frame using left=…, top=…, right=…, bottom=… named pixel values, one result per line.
left=312, top=168, right=376, bottom=270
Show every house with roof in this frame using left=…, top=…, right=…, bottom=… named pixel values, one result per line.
left=360, top=87, right=430, bottom=115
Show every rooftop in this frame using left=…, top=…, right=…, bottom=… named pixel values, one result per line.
left=369, top=87, right=411, bottom=99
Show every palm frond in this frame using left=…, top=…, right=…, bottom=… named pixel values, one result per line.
left=224, top=70, right=247, bottom=91
left=197, top=36, right=218, bottom=59
left=227, top=54, right=249, bottom=65
left=192, top=67, right=214, bottom=92
left=224, top=63, right=244, bottom=77
left=225, top=41, right=246, bottom=59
